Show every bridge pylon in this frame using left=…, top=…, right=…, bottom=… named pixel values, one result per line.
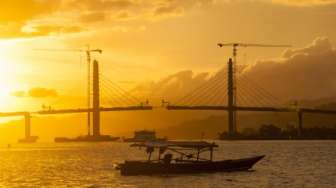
left=227, top=58, right=237, bottom=136
left=297, top=110, right=303, bottom=137
left=92, top=59, right=100, bottom=136
left=25, top=113, right=31, bottom=138
left=18, top=112, right=38, bottom=143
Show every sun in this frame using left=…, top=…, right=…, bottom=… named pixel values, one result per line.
left=0, top=41, right=20, bottom=111
left=0, top=64, right=14, bottom=111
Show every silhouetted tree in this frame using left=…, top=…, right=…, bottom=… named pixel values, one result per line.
left=242, top=128, right=257, bottom=137
left=282, top=124, right=298, bottom=138
left=259, top=124, right=281, bottom=137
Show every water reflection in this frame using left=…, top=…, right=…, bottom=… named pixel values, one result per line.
left=0, top=141, right=335, bottom=187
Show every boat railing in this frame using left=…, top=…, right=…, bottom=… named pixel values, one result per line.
left=130, top=140, right=218, bottom=162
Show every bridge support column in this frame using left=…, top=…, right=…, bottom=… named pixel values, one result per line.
left=24, top=113, right=31, bottom=139
left=297, top=110, right=303, bottom=137
left=92, top=60, right=100, bottom=137
left=227, top=58, right=236, bottom=136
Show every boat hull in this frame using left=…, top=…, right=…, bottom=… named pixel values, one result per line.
left=119, top=155, right=265, bottom=176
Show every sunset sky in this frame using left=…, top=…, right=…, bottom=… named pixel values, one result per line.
left=1, top=0, right=336, bottom=112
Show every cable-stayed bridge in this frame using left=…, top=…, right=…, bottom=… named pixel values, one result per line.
left=165, top=58, right=336, bottom=137
left=1, top=58, right=335, bottom=142
left=0, top=60, right=152, bottom=142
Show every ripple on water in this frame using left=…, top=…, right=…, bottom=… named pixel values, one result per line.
left=0, top=141, right=335, bottom=187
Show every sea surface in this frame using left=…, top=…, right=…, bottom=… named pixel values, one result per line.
left=0, top=140, right=335, bottom=188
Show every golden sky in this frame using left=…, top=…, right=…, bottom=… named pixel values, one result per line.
left=0, top=0, right=336, bottom=112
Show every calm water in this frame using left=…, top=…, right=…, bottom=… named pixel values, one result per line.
left=0, top=140, right=335, bottom=188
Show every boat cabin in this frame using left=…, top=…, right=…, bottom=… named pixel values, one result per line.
left=131, top=141, right=219, bottom=163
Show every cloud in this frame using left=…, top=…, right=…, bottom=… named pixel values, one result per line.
left=282, top=37, right=332, bottom=58
left=27, top=25, right=84, bottom=35
left=2, top=0, right=336, bottom=39
left=131, top=70, right=216, bottom=103
left=272, top=0, right=336, bottom=6
left=80, top=12, right=107, bottom=23
left=241, top=37, right=336, bottom=101
left=28, top=87, right=58, bottom=98
left=131, top=37, right=336, bottom=106
left=11, top=90, right=26, bottom=97
left=67, top=0, right=135, bottom=11
left=22, top=24, right=84, bottom=36
left=0, top=0, right=215, bottom=38
left=0, top=24, right=84, bottom=38
left=12, top=87, right=58, bottom=98
left=0, top=0, right=83, bottom=38
left=0, top=0, right=61, bottom=23
left=154, top=4, right=184, bottom=17
left=151, top=0, right=214, bottom=18
left=70, top=0, right=215, bottom=22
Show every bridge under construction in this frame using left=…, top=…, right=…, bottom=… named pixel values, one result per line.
left=1, top=44, right=336, bottom=142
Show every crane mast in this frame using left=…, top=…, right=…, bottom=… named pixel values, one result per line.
left=217, top=42, right=291, bottom=136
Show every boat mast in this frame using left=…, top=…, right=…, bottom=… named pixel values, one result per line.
left=196, top=147, right=201, bottom=161
left=210, top=145, right=214, bottom=161
left=147, top=147, right=154, bottom=161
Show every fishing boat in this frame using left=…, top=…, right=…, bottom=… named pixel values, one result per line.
left=116, top=141, right=264, bottom=176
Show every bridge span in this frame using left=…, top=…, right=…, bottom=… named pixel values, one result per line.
left=1, top=56, right=335, bottom=141
left=0, top=59, right=153, bottom=142
left=166, top=105, right=336, bottom=136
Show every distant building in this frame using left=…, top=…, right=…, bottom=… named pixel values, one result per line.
left=124, top=130, right=167, bottom=142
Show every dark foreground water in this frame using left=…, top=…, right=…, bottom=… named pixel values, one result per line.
left=0, top=140, right=335, bottom=187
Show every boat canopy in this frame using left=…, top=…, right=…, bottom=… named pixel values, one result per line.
left=131, top=141, right=218, bottom=149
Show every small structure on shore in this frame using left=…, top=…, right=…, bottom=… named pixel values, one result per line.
left=123, top=130, right=167, bottom=142
left=18, top=136, right=39, bottom=143
left=54, top=135, right=119, bottom=142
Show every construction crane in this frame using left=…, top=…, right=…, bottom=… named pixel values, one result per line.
left=217, top=42, right=291, bottom=134
left=217, top=43, right=291, bottom=64
left=34, top=46, right=102, bottom=136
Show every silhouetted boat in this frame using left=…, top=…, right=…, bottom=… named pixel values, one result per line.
left=123, top=130, right=167, bottom=142
left=116, top=141, right=264, bottom=176
left=54, top=135, right=119, bottom=142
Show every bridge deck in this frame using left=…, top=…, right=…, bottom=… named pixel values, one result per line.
left=166, top=105, right=336, bottom=114
left=36, top=106, right=153, bottom=115
left=1, top=106, right=335, bottom=117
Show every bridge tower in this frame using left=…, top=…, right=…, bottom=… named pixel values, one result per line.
left=24, top=113, right=31, bottom=138
left=18, top=112, right=38, bottom=143
left=227, top=58, right=237, bottom=136
left=297, top=110, right=303, bottom=137
left=92, top=59, right=100, bottom=136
